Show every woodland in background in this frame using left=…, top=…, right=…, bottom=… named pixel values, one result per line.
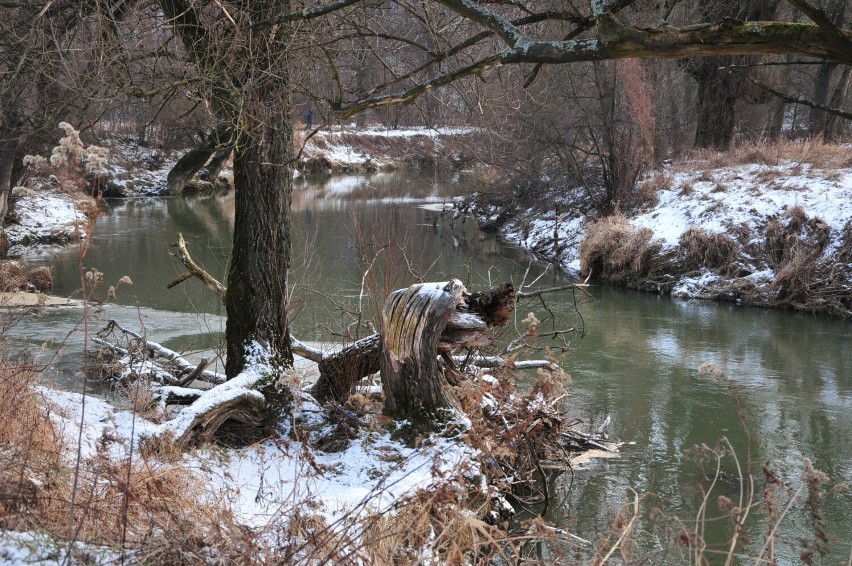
left=1, top=0, right=850, bottom=390
left=2, top=0, right=849, bottom=208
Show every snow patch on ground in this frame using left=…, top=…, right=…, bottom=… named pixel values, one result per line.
left=478, top=160, right=851, bottom=305
left=5, top=191, right=89, bottom=255
left=38, top=353, right=476, bottom=536
left=632, top=164, right=852, bottom=255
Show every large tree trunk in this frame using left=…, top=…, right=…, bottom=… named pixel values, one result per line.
left=166, top=124, right=232, bottom=195
left=224, top=8, right=294, bottom=379
left=0, top=110, right=20, bottom=221
left=688, top=58, right=739, bottom=150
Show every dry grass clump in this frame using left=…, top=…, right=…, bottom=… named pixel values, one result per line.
left=0, top=261, right=28, bottom=292
left=27, top=266, right=53, bottom=292
left=678, top=139, right=852, bottom=171
left=678, top=228, right=740, bottom=273
left=765, top=206, right=829, bottom=269
left=0, top=351, right=260, bottom=561
left=636, top=173, right=670, bottom=208
left=0, top=356, right=63, bottom=524
left=0, top=262, right=52, bottom=293
left=758, top=208, right=850, bottom=316
left=579, top=212, right=664, bottom=280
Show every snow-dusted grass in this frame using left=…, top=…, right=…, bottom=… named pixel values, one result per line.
left=474, top=146, right=852, bottom=316
left=4, top=191, right=90, bottom=254
left=0, top=342, right=484, bottom=563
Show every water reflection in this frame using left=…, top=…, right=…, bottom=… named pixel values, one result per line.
left=14, top=172, right=852, bottom=561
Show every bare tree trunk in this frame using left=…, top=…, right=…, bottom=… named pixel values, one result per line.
left=224, top=10, right=294, bottom=380
left=166, top=124, right=231, bottom=195
left=809, top=62, right=837, bottom=137
left=810, top=0, right=846, bottom=139
left=0, top=109, right=21, bottom=222
left=823, top=65, right=851, bottom=141
left=201, top=146, right=232, bottom=185
left=690, top=59, right=739, bottom=149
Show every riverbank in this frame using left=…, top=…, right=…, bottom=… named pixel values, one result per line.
left=0, top=330, right=610, bottom=563
left=3, top=125, right=475, bottom=253
left=470, top=142, right=852, bottom=318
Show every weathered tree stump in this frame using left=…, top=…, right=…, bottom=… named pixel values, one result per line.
left=381, top=280, right=465, bottom=419
left=309, top=281, right=516, bottom=409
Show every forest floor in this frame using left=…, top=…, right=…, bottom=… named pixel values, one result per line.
left=469, top=142, right=852, bottom=318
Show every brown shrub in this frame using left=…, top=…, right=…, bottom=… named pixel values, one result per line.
left=27, top=266, right=53, bottom=292
left=0, top=357, right=63, bottom=524
left=679, top=228, right=740, bottom=273
left=580, top=213, right=663, bottom=279
left=636, top=174, right=670, bottom=208
left=837, top=220, right=852, bottom=264
left=0, top=261, right=28, bottom=292
left=765, top=207, right=830, bottom=268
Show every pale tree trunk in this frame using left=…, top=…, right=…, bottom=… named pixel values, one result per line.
left=309, top=282, right=514, bottom=403
left=380, top=280, right=467, bottom=421
left=224, top=3, right=294, bottom=379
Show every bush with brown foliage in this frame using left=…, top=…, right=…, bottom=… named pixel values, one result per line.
left=678, top=228, right=740, bottom=274
left=579, top=212, right=665, bottom=281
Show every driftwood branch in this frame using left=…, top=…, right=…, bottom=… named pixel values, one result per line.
left=168, top=233, right=226, bottom=299
left=97, top=319, right=226, bottom=384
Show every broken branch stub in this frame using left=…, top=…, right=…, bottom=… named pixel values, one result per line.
left=380, top=279, right=473, bottom=421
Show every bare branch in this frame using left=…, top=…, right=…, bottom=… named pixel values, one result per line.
left=340, top=20, right=852, bottom=117
left=168, top=233, right=227, bottom=299
left=746, top=77, right=852, bottom=121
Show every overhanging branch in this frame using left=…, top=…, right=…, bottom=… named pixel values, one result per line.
left=747, top=78, right=852, bottom=121
left=340, top=20, right=852, bottom=118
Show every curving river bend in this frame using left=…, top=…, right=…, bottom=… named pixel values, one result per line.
left=16, top=172, right=852, bottom=562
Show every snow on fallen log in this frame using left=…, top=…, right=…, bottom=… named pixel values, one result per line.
left=153, top=343, right=274, bottom=444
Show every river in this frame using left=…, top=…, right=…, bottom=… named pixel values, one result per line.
left=16, top=172, right=852, bottom=562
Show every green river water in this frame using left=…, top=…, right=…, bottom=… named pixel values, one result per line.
left=15, top=172, right=851, bottom=563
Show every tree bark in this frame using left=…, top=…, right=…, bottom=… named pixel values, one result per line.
left=311, top=334, right=382, bottom=401
left=822, top=65, right=851, bottom=141
left=0, top=110, right=19, bottom=221
left=690, top=59, right=739, bottom=149
left=224, top=4, right=294, bottom=379
left=380, top=280, right=467, bottom=421
left=166, top=125, right=232, bottom=195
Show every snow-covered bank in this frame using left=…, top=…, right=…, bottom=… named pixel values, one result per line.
left=472, top=155, right=852, bottom=317
left=4, top=189, right=92, bottom=255
left=0, top=332, right=603, bottom=563
left=297, top=125, right=475, bottom=174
